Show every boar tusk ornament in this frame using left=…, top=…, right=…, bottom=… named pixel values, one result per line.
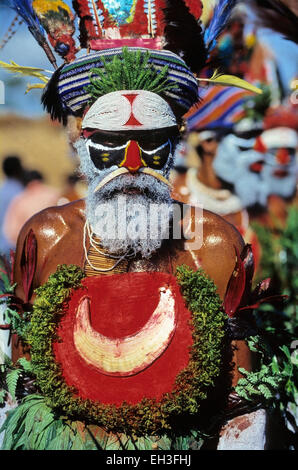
left=73, top=287, right=177, bottom=377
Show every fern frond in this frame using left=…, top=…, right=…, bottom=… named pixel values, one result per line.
left=17, top=357, right=34, bottom=374
left=6, top=369, right=21, bottom=401
left=0, top=388, right=6, bottom=405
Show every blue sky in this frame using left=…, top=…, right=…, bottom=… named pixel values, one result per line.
left=0, top=2, right=297, bottom=117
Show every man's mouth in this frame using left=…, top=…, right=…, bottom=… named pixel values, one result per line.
left=122, top=187, right=143, bottom=195
left=93, top=167, right=172, bottom=193
left=249, top=161, right=264, bottom=173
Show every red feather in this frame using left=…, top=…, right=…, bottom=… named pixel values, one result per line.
left=20, top=229, right=37, bottom=303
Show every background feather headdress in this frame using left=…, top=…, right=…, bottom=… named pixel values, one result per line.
left=247, top=0, right=298, bottom=44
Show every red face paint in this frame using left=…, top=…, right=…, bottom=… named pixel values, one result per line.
left=254, top=136, right=267, bottom=154
left=276, top=148, right=290, bottom=165
left=249, top=161, right=264, bottom=173
left=122, top=93, right=143, bottom=127
left=120, top=140, right=145, bottom=173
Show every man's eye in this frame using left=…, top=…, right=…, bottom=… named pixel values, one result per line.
left=90, top=136, right=113, bottom=146
left=101, top=141, right=116, bottom=147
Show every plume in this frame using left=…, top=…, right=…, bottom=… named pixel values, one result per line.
left=247, top=0, right=298, bottom=44
left=6, top=0, right=57, bottom=68
left=0, top=60, right=50, bottom=82
left=41, top=65, right=68, bottom=124
left=162, top=0, right=208, bottom=73
left=72, top=0, right=105, bottom=48
left=197, top=69, right=263, bottom=94
left=0, top=60, right=50, bottom=93
left=204, top=0, right=237, bottom=53
left=32, top=0, right=78, bottom=62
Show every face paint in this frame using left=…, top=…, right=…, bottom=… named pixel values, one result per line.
left=81, top=89, right=179, bottom=176
left=83, top=128, right=179, bottom=172
left=82, top=90, right=177, bottom=131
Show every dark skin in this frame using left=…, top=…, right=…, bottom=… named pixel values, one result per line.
left=12, top=120, right=252, bottom=383
left=14, top=200, right=244, bottom=300
left=13, top=198, right=251, bottom=385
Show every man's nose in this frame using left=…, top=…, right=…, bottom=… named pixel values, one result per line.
left=119, top=140, right=145, bottom=173
left=276, top=148, right=290, bottom=165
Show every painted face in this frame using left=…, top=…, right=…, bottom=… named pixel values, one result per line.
left=260, top=128, right=297, bottom=179
left=257, top=128, right=297, bottom=200
left=81, top=89, right=179, bottom=174
left=214, top=130, right=297, bottom=207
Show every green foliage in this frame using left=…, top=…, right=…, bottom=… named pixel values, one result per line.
left=0, top=354, right=35, bottom=404
left=242, top=84, right=271, bottom=121
left=0, top=256, right=31, bottom=340
left=252, top=207, right=298, bottom=309
left=249, top=208, right=298, bottom=437
left=235, top=336, right=298, bottom=409
left=0, top=388, right=6, bottom=405
left=86, top=47, right=176, bottom=100
left=0, top=394, right=101, bottom=450
left=6, top=369, right=22, bottom=401
left=1, top=307, right=31, bottom=339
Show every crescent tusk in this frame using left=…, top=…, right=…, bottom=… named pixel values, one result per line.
left=73, top=287, right=177, bottom=377
left=93, top=167, right=130, bottom=193
left=139, top=167, right=172, bottom=187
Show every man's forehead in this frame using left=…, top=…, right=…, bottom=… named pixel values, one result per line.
left=82, top=90, right=177, bottom=132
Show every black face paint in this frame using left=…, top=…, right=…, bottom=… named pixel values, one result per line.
left=83, top=127, right=180, bottom=171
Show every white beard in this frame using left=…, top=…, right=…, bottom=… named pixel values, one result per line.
left=75, top=137, right=174, bottom=258
left=88, top=192, right=173, bottom=258
left=85, top=171, right=173, bottom=259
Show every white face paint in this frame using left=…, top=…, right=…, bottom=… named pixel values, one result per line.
left=214, top=130, right=298, bottom=207
left=82, top=90, right=177, bottom=131
left=261, top=128, right=297, bottom=150
left=77, top=90, right=178, bottom=258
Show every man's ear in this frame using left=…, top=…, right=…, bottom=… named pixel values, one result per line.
left=67, top=116, right=83, bottom=143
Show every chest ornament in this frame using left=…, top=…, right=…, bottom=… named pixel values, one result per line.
left=26, top=264, right=226, bottom=436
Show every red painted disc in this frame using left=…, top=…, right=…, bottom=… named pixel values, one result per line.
left=53, top=272, right=193, bottom=406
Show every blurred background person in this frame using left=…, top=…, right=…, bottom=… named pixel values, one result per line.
left=57, top=172, right=87, bottom=206
left=3, top=169, right=60, bottom=247
left=0, top=155, right=25, bottom=257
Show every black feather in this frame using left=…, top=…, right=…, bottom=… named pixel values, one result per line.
left=162, top=0, right=208, bottom=73
left=248, top=0, right=298, bottom=44
left=72, top=0, right=90, bottom=49
left=41, top=65, right=69, bottom=125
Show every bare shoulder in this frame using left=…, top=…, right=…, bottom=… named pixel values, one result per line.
left=174, top=202, right=245, bottom=298
left=13, top=200, right=86, bottom=300
left=176, top=201, right=244, bottom=251
left=201, top=208, right=244, bottom=251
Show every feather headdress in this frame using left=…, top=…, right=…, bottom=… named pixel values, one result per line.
left=1, top=0, right=264, bottom=123
left=32, top=0, right=78, bottom=62
left=247, top=0, right=298, bottom=44
left=204, top=0, right=237, bottom=53
left=5, top=0, right=58, bottom=68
